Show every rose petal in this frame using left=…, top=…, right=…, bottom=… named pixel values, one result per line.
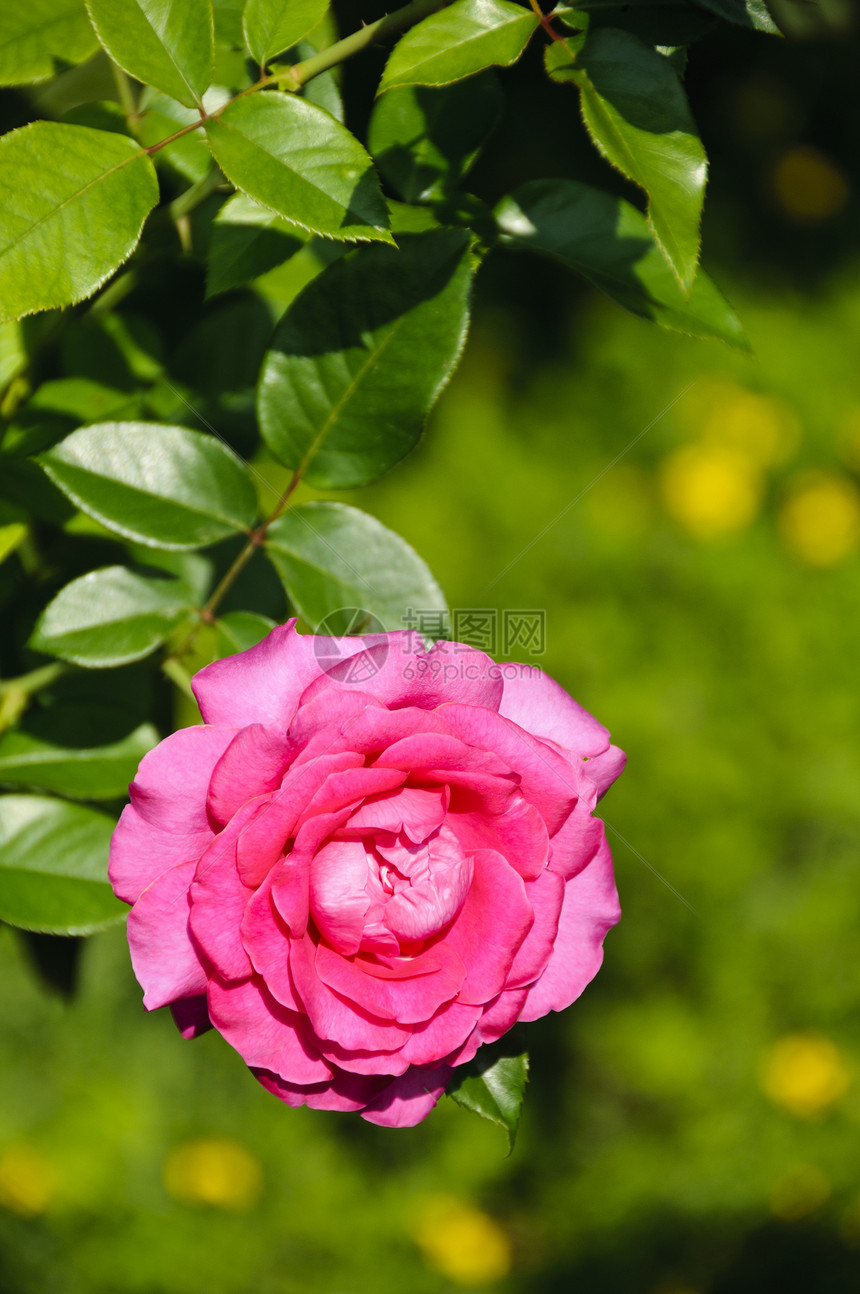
left=127, top=861, right=206, bottom=1010
left=253, top=1066, right=385, bottom=1112
left=288, top=933, right=411, bottom=1055
left=315, top=941, right=466, bottom=1025
left=207, top=975, right=333, bottom=1085
left=499, top=666, right=612, bottom=758
left=170, top=994, right=212, bottom=1039
left=519, top=833, right=621, bottom=1021
left=441, top=849, right=533, bottom=1006
left=207, top=724, right=294, bottom=825
left=448, top=796, right=549, bottom=882
left=583, top=744, right=627, bottom=798
left=360, top=1064, right=452, bottom=1127
left=188, top=812, right=255, bottom=982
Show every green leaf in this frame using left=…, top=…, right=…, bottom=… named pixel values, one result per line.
left=494, top=179, right=745, bottom=347
left=242, top=0, right=328, bottom=66
left=447, top=1035, right=530, bottom=1152
left=205, top=93, right=393, bottom=245
left=379, top=0, right=539, bottom=93
left=258, top=230, right=472, bottom=488
left=265, top=502, right=446, bottom=630
left=546, top=29, right=707, bottom=291
left=206, top=192, right=305, bottom=298
left=30, top=566, right=195, bottom=667
left=692, top=0, right=780, bottom=33
left=86, top=0, right=215, bottom=109
left=0, top=794, right=125, bottom=935
left=0, top=0, right=98, bottom=86
left=0, top=122, right=159, bottom=323
left=38, top=422, right=259, bottom=550
left=0, top=723, right=157, bottom=799
left=368, top=72, right=503, bottom=203
left=214, top=610, right=276, bottom=657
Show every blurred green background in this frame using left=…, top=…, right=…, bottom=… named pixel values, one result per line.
left=3, top=9, right=860, bottom=1294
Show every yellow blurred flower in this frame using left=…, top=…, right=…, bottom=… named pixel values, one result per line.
left=0, top=1145, right=56, bottom=1217
left=680, top=379, right=800, bottom=468
left=770, top=145, right=850, bottom=223
left=661, top=444, right=762, bottom=537
left=769, top=1164, right=831, bottom=1221
left=412, top=1194, right=512, bottom=1285
left=779, top=473, right=860, bottom=566
left=163, top=1137, right=263, bottom=1210
left=760, top=1033, right=850, bottom=1118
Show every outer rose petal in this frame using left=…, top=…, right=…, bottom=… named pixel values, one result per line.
left=127, top=861, right=206, bottom=1010
left=253, top=1066, right=385, bottom=1112
left=207, top=975, right=333, bottom=1085
left=583, top=744, right=627, bottom=798
left=171, top=995, right=212, bottom=1039
left=499, top=666, right=612, bottom=758
left=193, top=620, right=389, bottom=728
left=360, top=1064, right=452, bottom=1127
left=301, top=638, right=504, bottom=714
left=109, top=725, right=235, bottom=902
left=188, top=809, right=256, bottom=982
left=207, top=724, right=293, bottom=825
left=519, top=833, right=621, bottom=1022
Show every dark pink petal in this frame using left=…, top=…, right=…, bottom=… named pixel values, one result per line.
left=448, top=797, right=549, bottom=882
left=302, top=637, right=504, bottom=714
left=193, top=620, right=389, bottom=728
left=438, top=704, right=584, bottom=834
left=360, top=1064, right=452, bottom=1127
left=547, top=805, right=604, bottom=880
left=441, top=849, right=533, bottom=1006
left=506, top=870, right=565, bottom=988
left=397, top=1002, right=482, bottom=1066
left=374, top=731, right=508, bottom=777
left=583, top=744, right=627, bottom=798
left=253, top=1067, right=386, bottom=1112
left=295, top=765, right=406, bottom=827
left=241, top=876, right=303, bottom=1011
left=288, top=934, right=411, bottom=1054
left=499, top=667, right=612, bottom=758
left=188, top=813, right=255, bottom=982
left=127, top=861, right=207, bottom=1010
left=207, top=724, right=294, bottom=825
left=446, top=987, right=530, bottom=1065
left=109, top=803, right=211, bottom=905
left=519, top=834, right=621, bottom=1022
left=170, top=995, right=212, bottom=1039
left=235, top=751, right=362, bottom=888
left=207, top=975, right=333, bottom=1085
left=318, top=1038, right=410, bottom=1077
left=315, top=941, right=466, bottom=1025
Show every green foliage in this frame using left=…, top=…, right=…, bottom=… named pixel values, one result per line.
left=258, top=230, right=472, bottom=487
left=0, top=0, right=784, bottom=1143
left=0, top=0, right=98, bottom=86
left=0, top=795, right=125, bottom=933
left=86, top=0, right=215, bottom=108
left=0, top=123, right=158, bottom=321
left=447, top=1034, right=529, bottom=1151
left=546, top=29, right=707, bottom=290
left=495, top=180, right=746, bottom=346
left=379, top=0, right=540, bottom=92
left=38, top=423, right=259, bottom=549
left=205, top=95, right=394, bottom=244
left=265, top=502, right=447, bottom=629
left=368, top=74, right=503, bottom=203
left=242, top=0, right=329, bottom=67
left=30, top=566, right=195, bottom=666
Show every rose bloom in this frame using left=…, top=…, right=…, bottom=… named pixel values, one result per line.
left=110, top=623, right=624, bottom=1127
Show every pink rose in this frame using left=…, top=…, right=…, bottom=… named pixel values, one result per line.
left=110, top=622, right=624, bottom=1127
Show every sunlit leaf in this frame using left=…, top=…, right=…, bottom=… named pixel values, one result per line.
left=0, top=723, right=157, bottom=799
left=242, top=0, right=328, bottom=66
left=30, top=566, right=195, bottom=667
left=38, top=422, right=259, bottom=550
left=0, top=795, right=126, bottom=934
left=265, top=502, right=446, bottom=629
left=447, top=1035, right=529, bottom=1152
left=0, top=0, right=98, bottom=87
left=205, top=93, right=394, bottom=244
left=379, top=0, right=539, bottom=92
left=0, top=123, right=158, bottom=322
left=86, top=0, right=215, bottom=108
